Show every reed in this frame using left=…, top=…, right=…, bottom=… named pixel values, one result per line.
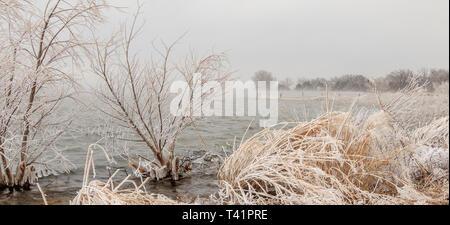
left=215, top=81, right=448, bottom=205
left=71, top=144, right=182, bottom=205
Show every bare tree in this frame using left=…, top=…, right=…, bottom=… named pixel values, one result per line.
left=331, top=74, right=372, bottom=92
left=91, top=7, right=230, bottom=181
left=252, top=70, right=276, bottom=85
left=0, top=0, right=109, bottom=190
left=428, top=69, right=449, bottom=84
left=385, top=70, right=415, bottom=91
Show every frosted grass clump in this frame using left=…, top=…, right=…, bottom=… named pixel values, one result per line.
left=215, top=79, right=449, bottom=205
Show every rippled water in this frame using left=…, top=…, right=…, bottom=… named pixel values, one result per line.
left=0, top=91, right=365, bottom=205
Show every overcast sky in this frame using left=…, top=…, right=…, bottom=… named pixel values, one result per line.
left=105, top=0, right=449, bottom=80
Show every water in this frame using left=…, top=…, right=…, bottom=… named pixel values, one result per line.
left=0, top=90, right=372, bottom=205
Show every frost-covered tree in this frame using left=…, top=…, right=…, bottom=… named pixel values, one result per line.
left=252, top=70, right=276, bottom=85
left=331, top=74, right=372, bottom=92
left=428, top=69, right=449, bottom=85
left=91, top=7, right=231, bottom=181
left=0, top=0, right=109, bottom=191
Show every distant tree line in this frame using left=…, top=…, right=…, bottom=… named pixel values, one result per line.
left=374, top=69, right=448, bottom=92
left=252, top=69, right=449, bottom=92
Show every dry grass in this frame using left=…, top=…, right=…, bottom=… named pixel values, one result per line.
left=70, top=144, right=183, bottom=205
left=215, top=82, right=449, bottom=205
left=71, top=178, right=181, bottom=205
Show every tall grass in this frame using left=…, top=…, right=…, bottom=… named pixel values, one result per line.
left=214, top=81, right=448, bottom=205
left=71, top=144, right=182, bottom=205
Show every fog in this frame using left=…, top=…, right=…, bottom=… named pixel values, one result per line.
left=100, top=0, right=449, bottom=80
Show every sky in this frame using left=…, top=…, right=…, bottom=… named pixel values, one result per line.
left=103, top=0, right=449, bottom=80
